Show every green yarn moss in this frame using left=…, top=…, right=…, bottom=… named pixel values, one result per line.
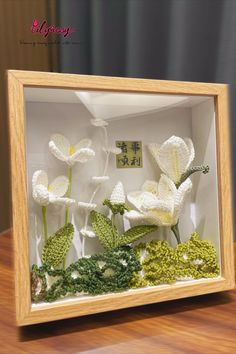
left=31, top=246, right=141, bottom=303
left=175, top=232, right=220, bottom=279
left=42, top=223, right=74, bottom=267
left=131, top=233, right=220, bottom=288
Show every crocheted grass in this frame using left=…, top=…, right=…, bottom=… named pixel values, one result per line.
left=131, top=232, right=220, bottom=288
left=31, top=246, right=141, bottom=303
left=90, top=210, right=157, bottom=250
left=42, top=223, right=74, bottom=267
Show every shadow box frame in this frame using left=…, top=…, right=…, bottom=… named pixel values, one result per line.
left=7, top=70, right=235, bottom=326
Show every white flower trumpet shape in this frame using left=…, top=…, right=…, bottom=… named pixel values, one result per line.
left=110, top=181, right=126, bottom=204
left=32, top=170, right=75, bottom=207
left=148, top=136, right=195, bottom=185
left=125, top=174, right=192, bottom=227
left=49, top=134, right=95, bottom=166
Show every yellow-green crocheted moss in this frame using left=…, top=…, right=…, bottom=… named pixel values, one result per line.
left=175, top=232, right=220, bottom=279
left=131, top=233, right=219, bottom=288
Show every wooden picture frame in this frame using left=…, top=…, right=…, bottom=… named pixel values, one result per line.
left=7, top=70, right=235, bottom=326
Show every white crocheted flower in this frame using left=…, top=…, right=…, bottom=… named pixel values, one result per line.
left=32, top=170, right=75, bottom=207
left=49, top=134, right=95, bottom=167
left=125, top=174, right=192, bottom=226
left=77, top=201, right=97, bottom=211
left=148, top=136, right=195, bottom=184
left=110, top=181, right=125, bottom=204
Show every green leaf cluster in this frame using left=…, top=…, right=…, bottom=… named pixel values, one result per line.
left=90, top=210, right=157, bottom=250
left=42, top=223, right=74, bottom=267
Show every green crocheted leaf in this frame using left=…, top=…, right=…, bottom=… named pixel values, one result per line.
left=90, top=210, right=119, bottom=250
left=42, top=223, right=74, bottom=267
left=118, top=225, right=158, bottom=247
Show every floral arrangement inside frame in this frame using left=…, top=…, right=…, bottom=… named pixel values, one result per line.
left=31, top=118, right=219, bottom=304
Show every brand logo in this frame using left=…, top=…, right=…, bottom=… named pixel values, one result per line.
left=31, top=19, right=75, bottom=38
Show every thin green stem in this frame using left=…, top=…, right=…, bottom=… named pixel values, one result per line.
left=65, top=166, right=73, bottom=224
left=171, top=222, right=181, bottom=244
left=111, top=214, right=117, bottom=247
left=176, top=165, right=209, bottom=188
left=42, top=206, right=48, bottom=243
left=63, top=166, right=73, bottom=268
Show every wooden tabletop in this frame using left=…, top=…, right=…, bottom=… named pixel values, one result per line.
left=0, top=229, right=235, bottom=354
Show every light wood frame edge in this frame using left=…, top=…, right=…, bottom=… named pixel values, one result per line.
left=7, top=70, right=235, bottom=326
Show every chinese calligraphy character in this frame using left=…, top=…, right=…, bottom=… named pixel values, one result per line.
left=116, top=141, right=142, bottom=168
left=131, top=142, right=141, bottom=154
left=118, top=155, right=129, bottom=167
left=130, top=156, right=141, bottom=167
left=117, top=141, right=128, bottom=153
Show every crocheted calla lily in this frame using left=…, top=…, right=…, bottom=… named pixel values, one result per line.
left=32, top=170, right=75, bottom=207
left=110, top=181, right=126, bottom=204
left=126, top=174, right=192, bottom=227
left=148, top=136, right=195, bottom=185
left=103, top=181, right=129, bottom=215
left=49, top=134, right=95, bottom=166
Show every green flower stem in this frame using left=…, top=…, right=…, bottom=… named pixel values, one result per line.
left=111, top=214, right=117, bottom=246
left=42, top=206, right=48, bottom=243
left=65, top=166, right=72, bottom=224
left=176, top=165, right=209, bottom=188
left=171, top=223, right=181, bottom=244
left=64, top=166, right=73, bottom=269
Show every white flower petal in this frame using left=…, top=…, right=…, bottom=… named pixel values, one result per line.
left=33, top=185, right=50, bottom=206
left=49, top=140, right=68, bottom=163
left=32, top=170, right=48, bottom=189
left=146, top=209, right=173, bottom=226
left=110, top=181, right=125, bottom=204
left=140, top=193, right=162, bottom=211
left=78, top=202, right=97, bottom=211
left=71, top=148, right=95, bottom=163
left=127, top=191, right=150, bottom=212
left=184, top=138, right=195, bottom=169
left=90, top=119, right=108, bottom=127
left=143, top=198, right=173, bottom=213
left=75, top=138, right=92, bottom=150
left=141, top=180, right=158, bottom=195
left=156, top=136, right=191, bottom=184
left=92, top=176, right=110, bottom=184
left=148, top=143, right=161, bottom=167
left=157, top=174, right=176, bottom=200
left=49, top=195, right=75, bottom=206
left=173, top=178, right=192, bottom=222
left=49, top=176, right=69, bottom=197
left=50, top=134, right=70, bottom=158
left=124, top=210, right=151, bottom=223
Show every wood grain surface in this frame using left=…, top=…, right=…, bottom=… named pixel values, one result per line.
left=0, top=229, right=235, bottom=354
